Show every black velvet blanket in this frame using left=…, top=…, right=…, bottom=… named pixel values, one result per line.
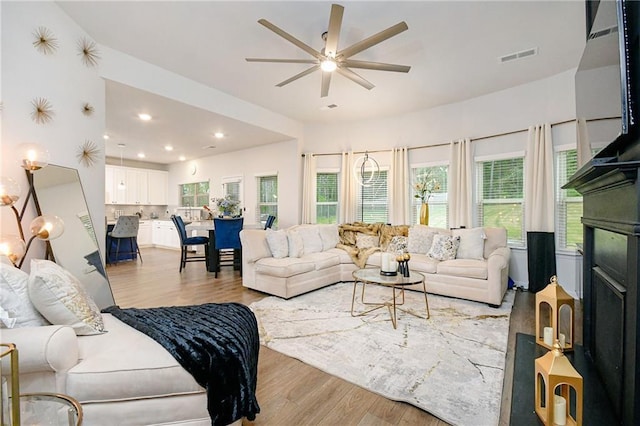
left=102, top=303, right=260, bottom=425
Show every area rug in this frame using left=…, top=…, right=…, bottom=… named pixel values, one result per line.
left=250, top=282, right=515, bottom=426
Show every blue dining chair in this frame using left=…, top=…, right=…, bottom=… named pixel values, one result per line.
left=264, top=215, right=276, bottom=230
left=213, top=217, right=243, bottom=278
left=171, top=215, right=209, bottom=272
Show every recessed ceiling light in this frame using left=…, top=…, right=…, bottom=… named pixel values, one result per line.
left=137, top=153, right=146, bottom=159
left=179, top=156, right=186, bottom=161
left=214, top=132, right=225, bottom=139
left=103, top=134, right=110, bottom=140
left=164, top=145, right=173, bottom=151
left=138, top=113, right=152, bottom=121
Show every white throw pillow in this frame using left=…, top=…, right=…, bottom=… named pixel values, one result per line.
left=0, top=262, right=49, bottom=328
left=407, top=225, right=436, bottom=254
left=318, top=225, right=339, bottom=251
left=28, top=259, right=105, bottom=335
left=287, top=228, right=304, bottom=258
left=453, top=227, right=486, bottom=260
left=297, top=226, right=323, bottom=255
left=265, top=229, right=289, bottom=258
left=355, top=233, right=379, bottom=249
left=427, top=234, right=461, bottom=261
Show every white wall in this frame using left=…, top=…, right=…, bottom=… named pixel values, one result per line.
left=168, top=139, right=301, bottom=229
left=1, top=2, right=107, bottom=273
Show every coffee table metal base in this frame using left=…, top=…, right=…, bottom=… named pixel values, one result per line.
left=351, top=269, right=430, bottom=329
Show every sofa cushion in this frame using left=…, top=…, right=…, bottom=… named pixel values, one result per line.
left=287, top=228, right=304, bottom=258
left=265, top=229, right=288, bottom=258
left=453, top=227, right=486, bottom=260
left=28, top=259, right=105, bottom=336
left=356, top=233, right=379, bottom=249
left=386, top=235, right=408, bottom=254
left=67, top=314, right=204, bottom=403
left=0, top=262, right=49, bottom=328
left=483, top=227, right=508, bottom=259
left=437, top=259, right=488, bottom=280
left=318, top=224, right=339, bottom=251
left=303, top=252, right=341, bottom=271
left=405, top=253, right=439, bottom=274
left=326, top=247, right=355, bottom=264
left=407, top=225, right=438, bottom=254
left=427, top=234, right=460, bottom=261
left=297, top=225, right=323, bottom=255
left=255, top=257, right=316, bottom=278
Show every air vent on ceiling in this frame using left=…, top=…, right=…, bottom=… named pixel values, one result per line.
left=499, top=47, right=538, bottom=63
left=201, top=145, right=216, bottom=150
left=588, top=25, right=618, bottom=40
left=320, top=104, right=338, bottom=111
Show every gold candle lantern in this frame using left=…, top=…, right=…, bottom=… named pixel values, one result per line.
left=535, top=275, right=574, bottom=351
left=535, top=341, right=583, bottom=426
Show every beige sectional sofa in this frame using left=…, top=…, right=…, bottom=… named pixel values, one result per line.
left=240, top=224, right=511, bottom=306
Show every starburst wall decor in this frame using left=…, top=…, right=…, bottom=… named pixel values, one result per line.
left=77, top=140, right=101, bottom=167
left=82, top=102, right=94, bottom=116
left=78, top=37, right=100, bottom=67
left=30, top=97, right=54, bottom=124
left=32, top=26, right=58, bottom=55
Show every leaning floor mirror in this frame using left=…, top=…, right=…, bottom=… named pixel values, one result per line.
left=32, top=165, right=115, bottom=309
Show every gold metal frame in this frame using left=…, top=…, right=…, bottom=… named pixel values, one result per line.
left=20, top=393, right=83, bottom=426
left=1, top=343, right=20, bottom=426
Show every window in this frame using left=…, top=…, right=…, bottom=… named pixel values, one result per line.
left=411, top=165, right=448, bottom=227
left=556, top=149, right=583, bottom=250
left=222, top=176, right=243, bottom=206
left=356, top=170, right=388, bottom=223
left=316, top=172, right=339, bottom=224
left=180, top=181, right=209, bottom=208
left=257, top=175, right=278, bottom=226
left=476, top=156, right=524, bottom=246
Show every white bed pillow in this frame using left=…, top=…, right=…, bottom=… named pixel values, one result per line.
left=0, top=261, right=49, bottom=328
left=318, top=225, right=339, bottom=251
left=28, top=259, right=105, bottom=335
left=427, top=234, right=461, bottom=261
left=453, top=227, right=486, bottom=260
left=265, top=229, right=289, bottom=258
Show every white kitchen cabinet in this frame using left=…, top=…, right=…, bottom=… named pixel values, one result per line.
left=147, top=170, right=169, bottom=205
left=105, top=165, right=127, bottom=204
left=138, top=220, right=153, bottom=247
left=125, top=169, right=149, bottom=205
left=152, top=220, right=180, bottom=249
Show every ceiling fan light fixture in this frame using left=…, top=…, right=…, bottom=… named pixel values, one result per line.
left=321, top=59, right=337, bottom=72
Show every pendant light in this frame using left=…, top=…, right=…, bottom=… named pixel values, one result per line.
left=118, top=144, right=126, bottom=190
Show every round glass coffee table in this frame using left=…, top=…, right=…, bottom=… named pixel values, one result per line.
left=18, top=393, right=83, bottom=425
left=351, top=267, right=430, bottom=329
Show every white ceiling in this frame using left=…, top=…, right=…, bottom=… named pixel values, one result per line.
left=57, top=1, right=586, bottom=165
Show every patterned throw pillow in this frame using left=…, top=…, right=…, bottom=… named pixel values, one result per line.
left=266, top=229, right=289, bottom=258
left=355, top=233, right=379, bottom=249
left=407, top=225, right=437, bottom=254
left=427, top=234, right=461, bottom=261
left=0, top=261, right=49, bottom=328
left=386, top=236, right=408, bottom=254
left=28, top=259, right=105, bottom=335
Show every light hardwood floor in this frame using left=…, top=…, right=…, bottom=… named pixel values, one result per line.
left=106, top=247, right=577, bottom=426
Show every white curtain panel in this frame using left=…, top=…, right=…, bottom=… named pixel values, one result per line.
left=301, top=153, right=317, bottom=224
left=339, top=151, right=357, bottom=223
left=525, top=124, right=555, bottom=232
left=576, top=118, right=593, bottom=168
left=389, top=147, right=409, bottom=225
left=449, top=138, right=473, bottom=228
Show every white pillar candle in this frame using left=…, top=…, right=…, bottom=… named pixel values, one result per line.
left=543, top=327, right=553, bottom=346
left=390, top=259, right=398, bottom=272
left=559, top=333, right=566, bottom=348
left=553, top=395, right=567, bottom=425
left=382, top=253, right=390, bottom=271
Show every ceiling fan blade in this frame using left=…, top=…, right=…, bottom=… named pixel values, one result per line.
left=338, top=22, right=409, bottom=59
left=276, top=65, right=320, bottom=87
left=258, top=19, right=321, bottom=59
left=246, top=58, right=318, bottom=64
left=342, top=59, right=411, bottom=73
left=321, top=71, right=332, bottom=98
left=324, top=4, right=344, bottom=58
left=336, top=67, right=375, bottom=90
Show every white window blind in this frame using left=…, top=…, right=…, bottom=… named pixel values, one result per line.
left=476, top=157, right=524, bottom=246
left=257, top=175, right=278, bottom=226
left=410, top=165, right=448, bottom=227
left=356, top=170, right=388, bottom=223
left=556, top=149, right=583, bottom=250
left=316, top=172, right=339, bottom=224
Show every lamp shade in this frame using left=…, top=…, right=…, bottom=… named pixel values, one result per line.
left=29, top=215, right=64, bottom=240
left=0, top=235, right=27, bottom=266
left=18, top=143, right=50, bottom=171
left=0, top=177, right=21, bottom=207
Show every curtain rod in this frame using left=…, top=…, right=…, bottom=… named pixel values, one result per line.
left=300, top=116, right=621, bottom=157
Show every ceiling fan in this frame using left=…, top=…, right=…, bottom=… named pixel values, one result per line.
left=246, top=3, right=411, bottom=97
